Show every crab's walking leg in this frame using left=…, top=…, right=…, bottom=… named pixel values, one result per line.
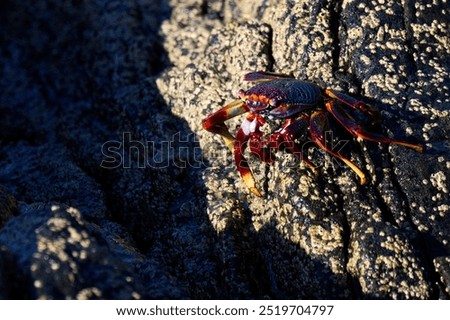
left=325, top=100, right=424, bottom=153
left=310, top=110, right=367, bottom=185
left=325, top=89, right=380, bottom=121
left=202, top=99, right=248, bottom=151
left=244, top=71, right=293, bottom=82
left=234, top=115, right=263, bottom=197
left=270, top=118, right=318, bottom=172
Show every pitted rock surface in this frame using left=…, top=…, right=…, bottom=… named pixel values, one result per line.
left=0, top=0, right=448, bottom=299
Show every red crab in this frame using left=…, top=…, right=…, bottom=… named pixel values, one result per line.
left=202, top=71, right=423, bottom=197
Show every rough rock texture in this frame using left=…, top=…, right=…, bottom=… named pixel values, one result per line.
left=0, top=0, right=449, bottom=299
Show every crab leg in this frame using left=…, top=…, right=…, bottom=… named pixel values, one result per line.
left=202, top=99, right=248, bottom=151
left=310, top=110, right=366, bottom=185
left=325, top=101, right=424, bottom=153
left=244, top=71, right=293, bottom=82
left=234, top=114, right=263, bottom=197
left=269, top=118, right=318, bottom=172
left=325, top=89, right=380, bottom=121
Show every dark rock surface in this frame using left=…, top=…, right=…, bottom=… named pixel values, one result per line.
left=0, top=0, right=448, bottom=299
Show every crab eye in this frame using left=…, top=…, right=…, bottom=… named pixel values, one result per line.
left=238, top=89, right=246, bottom=100
left=269, top=98, right=278, bottom=106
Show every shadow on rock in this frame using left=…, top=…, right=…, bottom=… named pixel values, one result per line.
left=0, top=0, right=210, bottom=299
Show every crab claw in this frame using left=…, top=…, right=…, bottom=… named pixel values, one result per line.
left=202, top=99, right=248, bottom=151
left=235, top=143, right=262, bottom=197
left=234, top=116, right=263, bottom=197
